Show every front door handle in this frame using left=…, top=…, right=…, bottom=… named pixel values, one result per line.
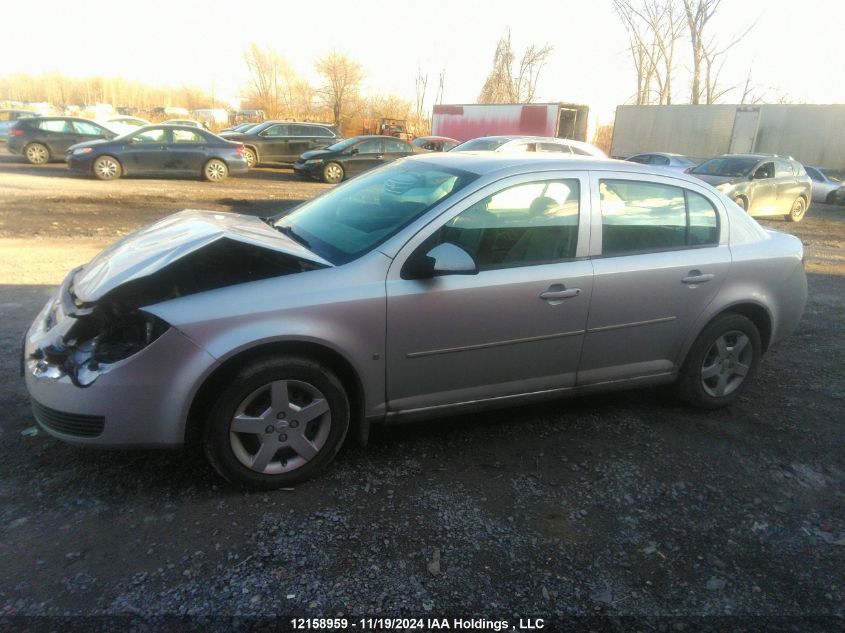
left=540, top=284, right=581, bottom=304
left=682, top=271, right=715, bottom=284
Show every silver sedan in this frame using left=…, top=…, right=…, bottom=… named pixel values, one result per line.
left=23, top=154, right=807, bottom=488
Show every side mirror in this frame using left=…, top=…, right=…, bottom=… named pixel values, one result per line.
left=403, top=242, right=478, bottom=279
left=349, top=147, right=359, bottom=155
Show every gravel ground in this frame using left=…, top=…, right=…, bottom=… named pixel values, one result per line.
left=0, top=157, right=843, bottom=630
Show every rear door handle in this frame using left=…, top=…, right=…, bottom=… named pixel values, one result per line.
left=540, top=284, right=581, bottom=304
left=682, top=271, right=715, bottom=284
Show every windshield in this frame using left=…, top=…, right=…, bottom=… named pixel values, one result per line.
left=450, top=138, right=510, bottom=152
left=691, top=156, right=758, bottom=177
left=273, top=161, right=478, bottom=265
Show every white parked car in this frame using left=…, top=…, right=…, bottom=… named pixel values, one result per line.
left=450, top=135, right=607, bottom=158
left=162, top=119, right=209, bottom=130
left=99, top=116, right=150, bottom=136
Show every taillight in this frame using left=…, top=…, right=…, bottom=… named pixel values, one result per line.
left=235, top=145, right=245, bottom=155
left=683, top=167, right=692, bottom=173
left=9, top=129, right=24, bottom=137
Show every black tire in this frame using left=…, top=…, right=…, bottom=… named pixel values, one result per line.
left=734, top=195, right=748, bottom=212
left=203, top=158, right=228, bottom=182
left=676, top=313, right=762, bottom=409
left=24, top=143, right=49, bottom=165
left=825, top=191, right=837, bottom=205
left=203, top=356, right=350, bottom=489
left=244, top=147, right=257, bottom=169
left=322, top=161, right=344, bottom=184
left=92, top=155, right=122, bottom=180
left=786, top=196, right=807, bottom=222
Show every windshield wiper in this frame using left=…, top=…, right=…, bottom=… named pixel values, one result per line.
left=276, top=225, right=310, bottom=248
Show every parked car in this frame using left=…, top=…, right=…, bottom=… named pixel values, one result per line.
left=450, top=135, right=607, bottom=158
left=688, top=154, right=812, bottom=222
left=293, top=135, right=415, bottom=183
left=6, top=117, right=116, bottom=164
left=411, top=136, right=459, bottom=152
left=23, top=154, right=807, bottom=488
left=0, top=109, right=37, bottom=141
left=223, top=121, right=342, bottom=168
left=99, top=115, right=150, bottom=136
left=162, top=118, right=209, bottom=130
left=624, top=152, right=699, bottom=172
left=66, top=125, right=248, bottom=182
left=804, top=165, right=843, bottom=204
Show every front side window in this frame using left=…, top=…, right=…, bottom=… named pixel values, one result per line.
left=539, top=142, right=567, bottom=153
left=627, top=154, right=650, bottom=164
left=600, top=179, right=718, bottom=256
left=130, top=128, right=168, bottom=144
left=754, top=162, right=774, bottom=179
left=433, top=179, right=580, bottom=270
left=262, top=124, right=290, bottom=137
left=355, top=139, right=383, bottom=154
left=692, top=156, right=758, bottom=177
left=73, top=121, right=107, bottom=136
left=652, top=155, right=670, bottom=166
left=385, top=139, right=409, bottom=153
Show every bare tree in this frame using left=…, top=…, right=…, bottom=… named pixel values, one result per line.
left=435, top=68, right=446, bottom=105
left=478, top=29, right=553, bottom=103
left=243, top=43, right=297, bottom=118
left=614, top=0, right=684, bottom=105
left=315, top=51, right=365, bottom=127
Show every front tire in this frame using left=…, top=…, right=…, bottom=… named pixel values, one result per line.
left=786, top=196, right=806, bottom=222
left=92, top=155, right=122, bottom=180
left=676, top=314, right=762, bottom=409
left=322, top=162, right=344, bottom=184
left=24, top=143, right=49, bottom=165
left=203, top=356, right=350, bottom=489
left=203, top=159, right=228, bottom=182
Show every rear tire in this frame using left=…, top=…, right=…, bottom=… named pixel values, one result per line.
left=786, top=196, right=806, bottom=222
left=244, top=147, right=257, bottom=169
left=203, top=356, right=350, bottom=489
left=322, top=162, right=344, bottom=184
left=92, top=155, right=122, bottom=180
left=24, top=143, right=49, bottom=165
left=203, top=159, right=228, bottom=182
left=676, top=313, right=762, bottom=409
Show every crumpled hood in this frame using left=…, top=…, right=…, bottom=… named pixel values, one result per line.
left=691, top=174, right=741, bottom=187
left=72, top=209, right=332, bottom=303
left=298, top=148, right=332, bottom=161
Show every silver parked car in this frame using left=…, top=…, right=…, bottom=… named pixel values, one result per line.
left=624, top=152, right=699, bottom=172
left=24, top=155, right=807, bottom=488
left=688, top=154, right=812, bottom=222
left=804, top=166, right=843, bottom=204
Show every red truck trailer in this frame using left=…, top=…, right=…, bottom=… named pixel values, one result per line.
left=431, top=102, right=590, bottom=143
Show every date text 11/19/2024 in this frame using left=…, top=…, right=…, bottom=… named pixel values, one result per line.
left=291, top=617, right=546, bottom=630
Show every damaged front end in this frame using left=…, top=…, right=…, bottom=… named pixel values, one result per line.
left=25, top=210, right=331, bottom=388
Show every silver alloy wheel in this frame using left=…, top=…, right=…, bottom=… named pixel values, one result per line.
left=790, top=197, right=806, bottom=221
left=229, top=379, right=332, bottom=475
left=700, top=330, right=753, bottom=397
left=25, top=144, right=48, bottom=165
left=244, top=148, right=256, bottom=168
left=205, top=159, right=227, bottom=182
left=324, top=163, right=343, bottom=183
left=94, top=157, right=119, bottom=179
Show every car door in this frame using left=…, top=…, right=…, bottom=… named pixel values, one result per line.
left=257, top=123, right=291, bottom=161
left=121, top=127, right=171, bottom=173
left=577, top=173, right=730, bottom=385
left=39, top=119, right=82, bottom=155
left=385, top=172, right=593, bottom=412
left=166, top=128, right=211, bottom=173
left=748, top=161, right=777, bottom=213
left=344, top=139, right=384, bottom=176
left=775, top=159, right=800, bottom=212
left=287, top=124, right=315, bottom=160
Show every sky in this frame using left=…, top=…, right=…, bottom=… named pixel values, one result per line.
left=3, top=0, right=844, bottom=123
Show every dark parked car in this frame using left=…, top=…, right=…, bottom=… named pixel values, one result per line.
left=7, top=116, right=116, bottom=164
left=219, top=122, right=260, bottom=135
left=222, top=121, right=342, bottom=168
left=66, top=125, right=249, bottom=182
left=689, top=154, right=812, bottom=222
left=411, top=136, right=459, bottom=152
left=293, top=135, right=415, bottom=183
left=0, top=109, right=37, bottom=141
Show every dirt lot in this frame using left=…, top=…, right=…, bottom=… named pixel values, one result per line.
left=0, top=155, right=843, bottom=629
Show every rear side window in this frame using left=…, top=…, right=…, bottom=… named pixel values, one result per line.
left=600, top=180, right=719, bottom=256
left=775, top=159, right=794, bottom=177
left=173, top=129, right=204, bottom=143
left=805, top=167, right=822, bottom=181
left=539, top=142, right=568, bottom=153
left=794, top=162, right=807, bottom=176
left=312, top=127, right=335, bottom=138
left=39, top=120, right=71, bottom=133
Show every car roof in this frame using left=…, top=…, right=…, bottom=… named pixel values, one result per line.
left=416, top=136, right=457, bottom=142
